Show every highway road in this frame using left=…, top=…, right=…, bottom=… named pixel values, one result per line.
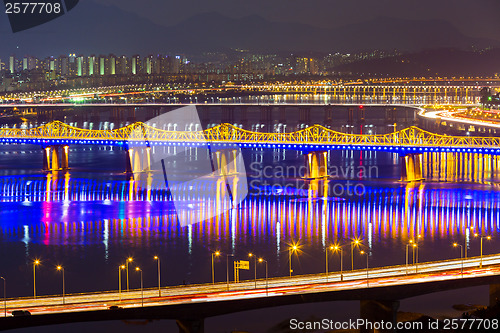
left=1, top=254, right=500, bottom=318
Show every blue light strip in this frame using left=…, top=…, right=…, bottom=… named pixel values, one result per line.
left=0, top=138, right=499, bottom=155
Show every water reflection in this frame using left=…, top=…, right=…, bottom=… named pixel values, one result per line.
left=1, top=148, right=500, bottom=296
left=1, top=176, right=499, bottom=247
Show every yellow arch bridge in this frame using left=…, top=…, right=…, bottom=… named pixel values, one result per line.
left=0, top=121, right=499, bottom=181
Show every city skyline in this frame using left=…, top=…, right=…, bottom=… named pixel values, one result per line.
left=2, top=1, right=500, bottom=332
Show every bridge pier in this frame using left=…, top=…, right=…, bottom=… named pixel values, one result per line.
left=489, top=284, right=500, bottom=306
left=305, top=151, right=328, bottom=179
left=400, top=153, right=423, bottom=182
left=213, top=149, right=240, bottom=176
left=360, top=300, right=400, bottom=333
left=126, top=147, right=152, bottom=175
left=43, top=145, right=69, bottom=171
left=176, top=318, right=204, bottom=333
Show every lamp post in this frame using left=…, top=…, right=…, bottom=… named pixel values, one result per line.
left=474, top=234, right=491, bottom=268
left=56, top=266, right=65, bottom=305
left=33, top=260, right=40, bottom=299
left=226, top=254, right=234, bottom=291
left=135, top=267, right=143, bottom=307
left=333, top=245, right=343, bottom=281
left=405, top=240, right=414, bottom=275
left=154, top=256, right=161, bottom=297
left=413, top=243, right=418, bottom=273
left=453, top=243, right=464, bottom=277
left=212, top=251, right=220, bottom=285
left=360, top=251, right=369, bottom=287
left=415, top=234, right=422, bottom=264
left=118, top=265, right=125, bottom=301
left=325, top=245, right=334, bottom=282
left=258, top=258, right=268, bottom=296
left=351, top=239, right=361, bottom=271
left=289, top=243, right=299, bottom=278
left=126, top=257, right=133, bottom=291
left=248, top=253, right=257, bottom=288
left=0, top=277, right=5, bottom=317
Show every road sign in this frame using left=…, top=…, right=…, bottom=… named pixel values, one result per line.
left=238, top=260, right=250, bottom=270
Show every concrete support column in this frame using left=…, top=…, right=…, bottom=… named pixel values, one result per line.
left=222, top=106, right=233, bottom=124
left=213, top=150, right=238, bottom=176
left=305, top=151, right=328, bottom=179
left=176, top=318, right=204, bottom=333
left=143, top=147, right=151, bottom=171
left=43, top=147, right=51, bottom=171
left=126, top=149, right=133, bottom=173
left=360, top=300, right=400, bottom=333
left=61, top=146, right=69, bottom=170
left=230, top=149, right=238, bottom=174
left=489, top=284, right=500, bottom=306
left=51, top=146, right=60, bottom=171
left=324, top=107, right=334, bottom=128
left=401, top=153, right=423, bottom=182
left=260, top=106, right=272, bottom=132
left=133, top=149, right=142, bottom=174
left=299, top=107, right=311, bottom=126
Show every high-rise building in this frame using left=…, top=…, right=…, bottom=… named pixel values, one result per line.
left=116, top=55, right=129, bottom=75
left=49, top=57, right=56, bottom=71
left=9, top=55, right=16, bottom=74
left=59, top=55, right=69, bottom=76
left=88, top=55, right=97, bottom=76
left=22, top=56, right=37, bottom=71
left=99, top=56, right=106, bottom=76
left=144, top=55, right=153, bottom=75
left=76, top=55, right=88, bottom=76
left=108, top=54, right=116, bottom=75
left=131, top=55, right=142, bottom=75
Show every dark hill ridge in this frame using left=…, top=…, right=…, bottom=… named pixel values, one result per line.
left=0, top=0, right=498, bottom=58
left=333, top=48, right=500, bottom=77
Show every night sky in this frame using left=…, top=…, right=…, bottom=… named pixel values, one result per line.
left=94, top=0, right=500, bottom=42
left=2, top=0, right=500, bottom=58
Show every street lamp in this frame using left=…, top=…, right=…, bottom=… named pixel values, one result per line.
left=118, top=265, right=125, bottom=301
left=453, top=243, right=464, bottom=277
left=351, top=238, right=361, bottom=271
left=33, top=260, right=40, bottom=299
left=212, top=251, right=220, bottom=285
left=248, top=253, right=257, bottom=288
left=474, top=234, right=492, bottom=268
left=333, top=245, right=344, bottom=281
left=413, top=243, right=418, bottom=273
left=154, top=256, right=161, bottom=297
left=405, top=240, right=414, bottom=275
left=289, top=243, right=300, bottom=277
left=258, top=258, right=268, bottom=296
left=360, top=251, right=369, bottom=287
left=0, top=277, right=5, bottom=317
left=226, top=254, right=234, bottom=291
left=135, top=267, right=143, bottom=307
left=126, top=257, right=133, bottom=291
left=415, top=234, right=422, bottom=264
left=325, top=245, right=334, bottom=282
left=56, top=266, right=65, bottom=305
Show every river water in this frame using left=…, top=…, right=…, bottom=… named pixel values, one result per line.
left=0, top=112, right=499, bottom=332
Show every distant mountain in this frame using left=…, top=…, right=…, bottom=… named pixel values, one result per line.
left=0, top=1, right=498, bottom=58
left=333, top=48, right=500, bottom=77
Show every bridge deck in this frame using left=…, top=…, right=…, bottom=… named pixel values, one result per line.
left=1, top=119, right=500, bottom=152
left=1, top=254, right=500, bottom=319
